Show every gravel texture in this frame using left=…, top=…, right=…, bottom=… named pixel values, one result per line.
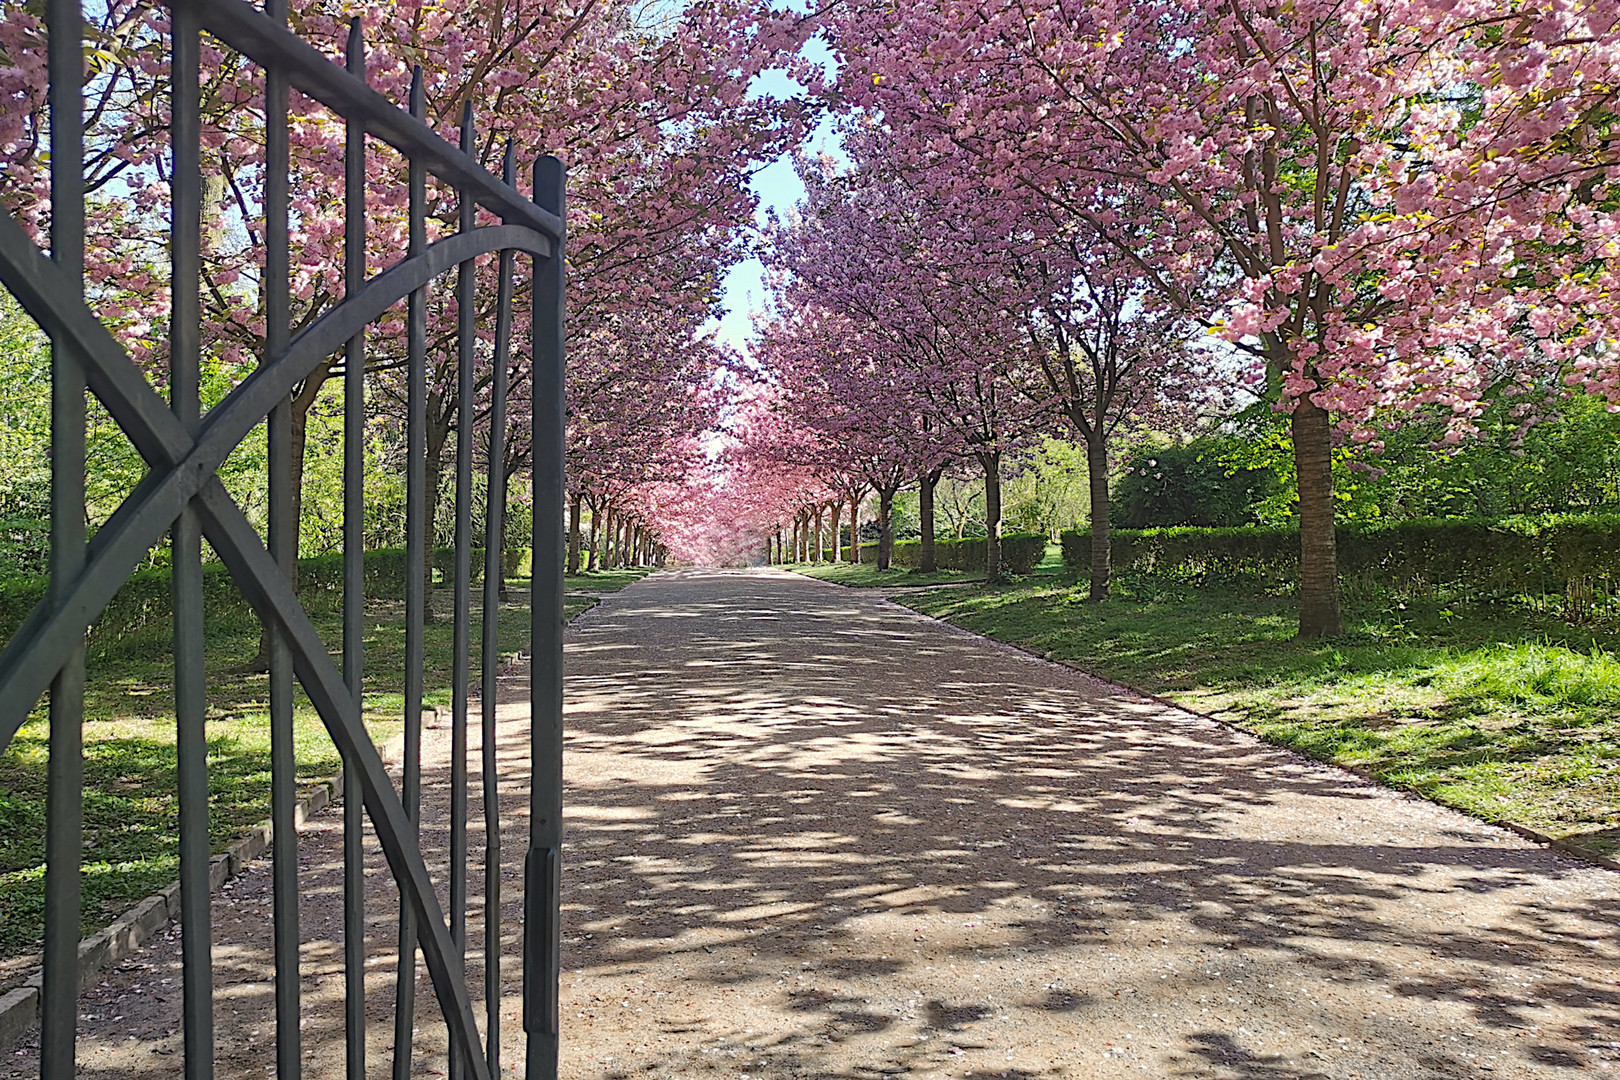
left=5, top=566, right=1619, bottom=1079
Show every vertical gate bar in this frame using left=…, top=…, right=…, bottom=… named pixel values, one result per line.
left=342, top=19, right=369, bottom=1080
left=169, top=10, right=215, bottom=1080
left=40, top=0, right=86, bottom=1074
left=393, top=65, right=428, bottom=1080
left=449, top=101, right=477, bottom=1080
left=263, top=0, right=301, bottom=1075
left=524, top=154, right=566, bottom=1080
left=480, top=141, right=517, bottom=1077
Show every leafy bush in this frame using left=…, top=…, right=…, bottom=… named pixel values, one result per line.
left=1112, top=438, right=1278, bottom=528
left=0, top=547, right=424, bottom=648
left=432, top=546, right=488, bottom=586
left=1060, top=515, right=1620, bottom=600
left=837, top=532, right=1047, bottom=574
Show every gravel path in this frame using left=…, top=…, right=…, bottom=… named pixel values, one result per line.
left=7, top=566, right=1619, bottom=1078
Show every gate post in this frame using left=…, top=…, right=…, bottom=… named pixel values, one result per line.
left=526, top=154, right=567, bottom=1080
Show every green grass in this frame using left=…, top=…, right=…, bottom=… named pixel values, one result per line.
left=786, top=560, right=977, bottom=588
left=0, top=570, right=638, bottom=961
left=565, top=566, right=655, bottom=593
left=890, top=563, right=1620, bottom=864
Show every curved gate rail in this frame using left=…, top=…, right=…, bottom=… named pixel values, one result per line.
left=0, top=1, right=567, bottom=1078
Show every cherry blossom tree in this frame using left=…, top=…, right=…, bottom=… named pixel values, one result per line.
left=0, top=0, right=814, bottom=571
left=823, top=0, right=1620, bottom=636
left=764, top=146, right=1043, bottom=577
left=757, top=301, right=950, bottom=568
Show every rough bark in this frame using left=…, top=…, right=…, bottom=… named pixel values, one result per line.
left=813, top=505, right=825, bottom=563
left=828, top=503, right=842, bottom=563
left=1292, top=396, right=1343, bottom=638
left=1085, top=438, right=1110, bottom=601
left=849, top=495, right=861, bottom=563
left=567, top=493, right=582, bottom=575
left=499, top=461, right=520, bottom=601
left=918, top=468, right=942, bottom=574
left=876, top=487, right=898, bottom=571
left=980, top=452, right=1003, bottom=580
left=421, top=397, right=453, bottom=620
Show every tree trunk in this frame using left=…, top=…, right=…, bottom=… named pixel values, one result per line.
left=813, top=505, right=824, bottom=563
left=876, top=487, right=897, bottom=570
left=247, top=379, right=320, bottom=672
left=499, top=462, right=520, bottom=601
left=849, top=494, right=861, bottom=563
left=918, top=468, right=941, bottom=573
left=1293, top=396, right=1343, bottom=637
left=587, top=506, right=601, bottom=571
left=828, top=503, right=842, bottom=563
left=421, top=403, right=452, bottom=620
left=1085, top=437, right=1110, bottom=601
left=980, top=452, right=1003, bottom=580
left=567, top=492, right=582, bottom=575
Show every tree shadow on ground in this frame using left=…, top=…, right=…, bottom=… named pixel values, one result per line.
left=5, top=568, right=1616, bottom=1080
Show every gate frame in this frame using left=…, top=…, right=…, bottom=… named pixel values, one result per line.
left=0, top=1, right=567, bottom=1077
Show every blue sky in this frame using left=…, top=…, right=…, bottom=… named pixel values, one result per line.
left=712, top=36, right=839, bottom=364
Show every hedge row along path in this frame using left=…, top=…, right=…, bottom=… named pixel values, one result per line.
left=7, top=568, right=1617, bottom=1078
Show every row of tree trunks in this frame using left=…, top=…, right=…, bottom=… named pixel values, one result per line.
left=773, top=499, right=855, bottom=564
left=562, top=498, right=660, bottom=574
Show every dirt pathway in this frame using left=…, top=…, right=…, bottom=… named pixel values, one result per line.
left=7, top=567, right=1620, bottom=1078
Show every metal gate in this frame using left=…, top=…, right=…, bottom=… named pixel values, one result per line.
left=0, top=1, right=566, bottom=1077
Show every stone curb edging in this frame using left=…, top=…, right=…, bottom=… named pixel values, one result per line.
left=0, top=726, right=413, bottom=1053
left=864, top=585, right=1620, bottom=878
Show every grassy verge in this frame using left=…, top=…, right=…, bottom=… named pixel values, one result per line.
left=0, top=570, right=638, bottom=962
left=565, top=566, right=655, bottom=594
left=785, top=561, right=978, bottom=588
left=887, top=555, right=1620, bottom=864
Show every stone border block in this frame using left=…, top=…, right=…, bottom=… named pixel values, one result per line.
left=0, top=988, right=37, bottom=1050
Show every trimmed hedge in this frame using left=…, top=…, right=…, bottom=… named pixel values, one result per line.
left=1060, top=515, right=1620, bottom=596
left=0, top=545, right=527, bottom=651
left=836, top=532, right=1047, bottom=575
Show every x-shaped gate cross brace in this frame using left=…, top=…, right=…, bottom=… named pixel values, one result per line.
left=0, top=198, right=555, bottom=1080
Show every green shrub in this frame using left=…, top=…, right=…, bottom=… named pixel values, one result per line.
left=834, top=533, right=1045, bottom=575
left=0, top=546, right=430, bottom=648
left=1112, top=438, right=1277, bottom=528
left=432, top=546, right=488, bottom=586
left=507, top=547, right=533, bottom=578
left=1059, top=515, right=1620, bottom=599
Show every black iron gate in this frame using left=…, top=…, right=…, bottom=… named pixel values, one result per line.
left=0, top=1, right=566, bottom=1077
